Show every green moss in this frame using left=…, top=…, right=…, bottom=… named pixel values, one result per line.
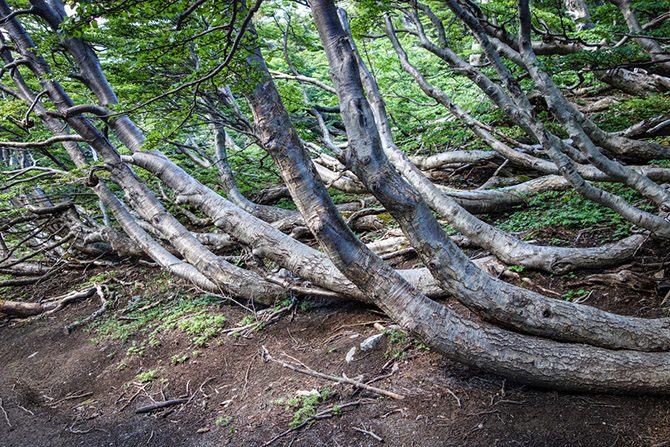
left=594, top=93, right=670, bottom=132
left=135, top=369, right=157, bottom=383
left=497, top=185, right=653, bottom=240
left=171, top=353, right=189, bottom=365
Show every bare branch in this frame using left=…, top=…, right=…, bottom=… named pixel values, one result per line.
left=260, top=346, right=405, bottom=400
left=0, top=134, right=85, bottom=148
left=269, top=70, right=337, bottom=94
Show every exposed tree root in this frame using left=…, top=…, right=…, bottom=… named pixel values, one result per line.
left=0, top=285, right=97, bottom=318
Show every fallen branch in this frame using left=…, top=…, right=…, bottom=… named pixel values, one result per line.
left=44, top=286, right=97, bottom=312
left=0, top=263, right=67, bottom=288
left=0, top=284, right=104, bottom=319
left=135, top=398, right=188, bottom=414
left=352, top=425, right=383, bottom=442
left=260, top=346, right=405, bottom=400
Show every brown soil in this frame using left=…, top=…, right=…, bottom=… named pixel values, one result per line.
left=1, top=246, right=670, bottom=447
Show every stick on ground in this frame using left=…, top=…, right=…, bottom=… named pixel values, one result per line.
left=260, top=346, right=405, bottom=400
left=135, top=398, right=188, bottom=414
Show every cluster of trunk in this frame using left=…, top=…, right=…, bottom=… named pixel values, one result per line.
left=0, top=0, right=669, bottom=393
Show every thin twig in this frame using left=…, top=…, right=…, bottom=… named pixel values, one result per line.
left=16, top=404, right=34, bottom=416
left=68, top=420, right=96, bottom=434
left=352, top=425, right=383, bottom=442
left=0, top=398, right=11, bottom=428
left=48, top=391, right=92, bottom=408
left=260, top=346, right=404, bottom=400
left=242, top=357, right=254, bottom=396
left=445, top=388, right=462, bottom=407
left=119, top=387, right=144, bottom=411
left=332, top=319, right=388, bottom=333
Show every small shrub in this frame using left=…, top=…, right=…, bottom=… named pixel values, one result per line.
left=215, top=415, right=232, bottom=427
left=135, top=369, right=157, bottom=383
left=562, top=288, right=590, bottom=302
left=171, top=353, right=189, bottom=365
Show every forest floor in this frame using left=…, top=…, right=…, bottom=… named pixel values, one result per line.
left=1, top=234, right=670, bottom=447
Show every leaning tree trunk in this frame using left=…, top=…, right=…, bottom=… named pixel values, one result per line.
left=7, top=0, right=670, bottom=393
left=245, top=0, right=670, bottom=393
left=437, top=0, right=670, bottom=239
left=412, top=2, right=670, bottom=161
left=18, top=0, right=449, bottom=302
left=309, top=0, right=670, bottom=352
left=1, top=0, right=287, bottom=304
left=372, top=11, right=648, bottom=274
left=609, top=0, right=670, bottom=75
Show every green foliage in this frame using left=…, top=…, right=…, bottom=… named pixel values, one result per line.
left=89, top=284, right=226, bottom=353
left=238, top=315, right=255, bottom=326
left=176, top=312, right=227, bottom=347
left=126, top=341, right=145, bottom=357
left=135, top=369, right=157, bottom=383
left=215, top=415, right=233, bottom=427
left=385, top=328, right=429, bottom=360
left=498, top=185, right=653, bottom=240
left=349, top=0, right=391, bottom=38
left=171, top=353, right=189, bottom=365
left=386, top=328, right=408, bottom=346
left=593, top=93, right=670, bottom=132
left=562, top=288, right=590, bottom=302
left=276, top=387, right=333, bottom=429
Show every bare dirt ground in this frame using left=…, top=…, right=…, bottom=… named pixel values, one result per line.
left=1, top=238, right=670, bottom=447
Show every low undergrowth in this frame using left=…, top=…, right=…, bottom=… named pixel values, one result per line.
left=274, top=386, right=334, bottom=428
left=88, top=292, right=227, bottom=349
left=385, top=328, right=430, bottom=360
left=496, top=184, right=654, bottom=242
left=85, top=289, right=236, bottom=376
left=593, top=92, right=670, bottom=133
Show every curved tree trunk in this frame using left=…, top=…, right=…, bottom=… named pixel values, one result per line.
left=210, top=117, right=295, bottom=223
left=4, top=0, right=670, bottom=394
left=233, top=0, right=670, bottom=393
left=309, top=0, right=670, bottom=353
left=1, top=1, right=286, bottom=304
